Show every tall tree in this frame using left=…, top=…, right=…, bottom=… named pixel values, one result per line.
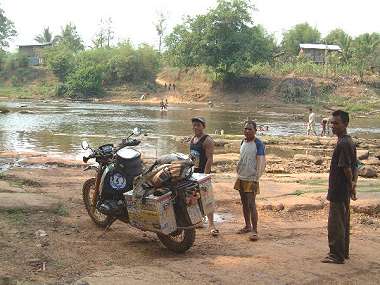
left=154, top=12, right=167, bottom=54
left=54, top=23, right=84, bottom=52
left=281, top=23, right=321, bottom=55
left=34, top=27, right=53, bottom=44
left=165, top=0, right=275, bottom=80
left=92, top=18, right=114, bottom=48
left=0, top=6, right=17, bottom=49
left=352, top=32, right=380, bottom=80
left=324, top=29, right=352, bottom=63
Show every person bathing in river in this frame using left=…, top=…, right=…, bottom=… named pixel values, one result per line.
left=234, top=120, right=266, bottom=241
left=189, top=117, right=219, bottom=237
left=321, top=117, right=330, bottom=136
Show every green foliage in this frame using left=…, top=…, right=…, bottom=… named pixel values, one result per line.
left=0, top=6, right=17, bottom=48
left=44, top=47, right=74, bottom=81
left=323, top=29, right=352, bottom=63
left=35, top=27, right=53, bottom=44
left=351, top=33, right=380, bottom=80
left=65, top=63, right=103, bottom=97
left=281, top=23, right=321, bottom=56
left=164, top=0, right=275, bottom=81
left=54, top=23, right=84, bottom=52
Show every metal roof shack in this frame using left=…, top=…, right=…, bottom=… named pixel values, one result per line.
left=18, top=43, right=52, bottom=66
left=299, top=43, right=342, bottom=64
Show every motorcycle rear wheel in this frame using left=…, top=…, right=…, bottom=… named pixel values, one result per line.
left=156, top=228, right=195, bottom=253
left=82, top=178, right=113, bottom=228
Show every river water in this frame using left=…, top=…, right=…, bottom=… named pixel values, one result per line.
left=1, top=100, right=379, bottom=160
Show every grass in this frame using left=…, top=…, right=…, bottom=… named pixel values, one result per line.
left=0, top=174, right=41, bottom=188
left=53, top=203, right=69, bottom=217
left=4, top=209, right=27, bottom=224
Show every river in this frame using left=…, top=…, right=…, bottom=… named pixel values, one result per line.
left=1, top=100, right=379, bottom=160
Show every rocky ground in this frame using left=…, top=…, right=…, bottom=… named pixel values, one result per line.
left=1, top=135, right=380, bottom=284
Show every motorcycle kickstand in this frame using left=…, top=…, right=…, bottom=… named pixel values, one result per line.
left=98, top=217, right=117, bottom=238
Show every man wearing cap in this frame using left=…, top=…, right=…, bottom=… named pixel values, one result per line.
left=190, top=116, right=219, bottom=236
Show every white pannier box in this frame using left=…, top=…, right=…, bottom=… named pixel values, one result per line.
left=190, top=173, right=215, bottom=216
left=124, top=190, right=177, bottom=235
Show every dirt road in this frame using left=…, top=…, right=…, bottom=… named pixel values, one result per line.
left=1, top=161, right=380, bottom=285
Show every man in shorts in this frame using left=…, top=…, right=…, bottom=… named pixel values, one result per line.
left=234, top=120, right=266, bottom=241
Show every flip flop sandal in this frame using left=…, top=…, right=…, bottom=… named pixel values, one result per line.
left=210, top=229, right=219, bottom=237
left=321, top=256, right=344, bottom=264
left=249, top=233, right=259, bottom=241
left=237, top=228, right=252, bottom=234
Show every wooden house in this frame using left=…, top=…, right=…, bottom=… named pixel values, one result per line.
left=299, top=44, right=342, bottom=64
left=18, top=43, right=52, bottom=66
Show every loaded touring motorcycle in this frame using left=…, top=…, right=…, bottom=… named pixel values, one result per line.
left=81, top=128, right=215, bottom=253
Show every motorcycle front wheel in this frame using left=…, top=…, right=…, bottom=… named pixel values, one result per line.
left=82, top=178, right=113, bottom=228
left=156, top=228, right=195, bottom=253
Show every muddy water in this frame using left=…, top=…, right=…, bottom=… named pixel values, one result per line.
left=0, top=100, right=379, bottom=159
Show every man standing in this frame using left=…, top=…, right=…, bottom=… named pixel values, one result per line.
left=307, top=107, right=317, bottom=136
left=234, top=121, right=266, bottom=241
left=190, top=117, right=219, bottom=237
left=322, top=110, right=358, bottom=264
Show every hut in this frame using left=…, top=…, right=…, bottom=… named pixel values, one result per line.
left=18, top=43, right=52, bottom=66
left=299, top=44, right=341, bottom=64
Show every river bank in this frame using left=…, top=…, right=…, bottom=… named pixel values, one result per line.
left=0, top=147, right=380, bottom=284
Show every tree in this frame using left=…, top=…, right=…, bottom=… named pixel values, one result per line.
left=92, top=18, right=114, bottom=48
left=164, top=0, right=275, bottom=80
left=54, top=23, right=84, bottom=52
left=154, top=12, right=167, bottom=54
left=324, top=29, right=352, bottom=63
left=351, top=32, right=380, bottom=80
left=281, top=23, right=321, bottom=56
left=0, top=6, right=17, bottom=49
left=44, top=47, right=74, bottom=81
left=34, top=27, right=53, bottom=44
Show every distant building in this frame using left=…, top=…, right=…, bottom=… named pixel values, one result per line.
left=299, top=44, right=342, bottom=64
left=18, top=43, right=52, bottom=66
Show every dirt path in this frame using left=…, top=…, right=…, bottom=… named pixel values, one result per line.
left=1, top=164, right=380, bottom=284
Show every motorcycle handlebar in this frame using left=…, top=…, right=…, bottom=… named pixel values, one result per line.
left=82, top=139, right=140, bottom=163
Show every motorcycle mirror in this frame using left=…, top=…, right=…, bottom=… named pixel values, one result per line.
left=133, top=127, right=141, bottom=136
left=81, top=141, right=89, bottom=150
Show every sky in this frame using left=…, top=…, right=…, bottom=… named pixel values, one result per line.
left=1, top=0, right=379, bottom=51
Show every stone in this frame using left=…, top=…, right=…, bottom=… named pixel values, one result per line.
left=375, top=151, right=380, bottom=160
left=358, top=166, right=378, bottom=178
left=314, top=158, right=324, bottom=165
left=357, top=149, right=369, bottom=160
left=35, top=229, right=48, bottom=237
left=364, top=158, right=380, bottom=166
left=294, top=154, right=315, bottom=162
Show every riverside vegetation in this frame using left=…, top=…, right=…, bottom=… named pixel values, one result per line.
left=0, top=0, right=378, bottom=112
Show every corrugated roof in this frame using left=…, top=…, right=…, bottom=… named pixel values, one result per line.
left=18, top=43, right=52, bottom=48
left=299, top=44, right=341, bottom=51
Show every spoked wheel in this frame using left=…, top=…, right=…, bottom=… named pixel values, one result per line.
left=156, top=191, right=196, bottom=253
left=82, top=178, right=113, bottom=228
left=156, top=228, right=195, bottom=253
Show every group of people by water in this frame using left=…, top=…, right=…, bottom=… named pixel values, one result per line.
left=307, top=107, right=332, bottom=137
left=190, top=109, right=357, bottom=264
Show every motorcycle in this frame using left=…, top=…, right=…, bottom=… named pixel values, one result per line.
left=80, top=128, right=214, bottom=253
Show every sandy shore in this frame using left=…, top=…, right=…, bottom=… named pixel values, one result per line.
left=1, top=138, right=380, bottom=284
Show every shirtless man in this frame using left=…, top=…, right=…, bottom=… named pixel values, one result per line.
left=189, top=117, right=219, bottom=236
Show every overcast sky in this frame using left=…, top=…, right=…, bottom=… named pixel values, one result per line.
left=1, top=0, right=379, bottom=51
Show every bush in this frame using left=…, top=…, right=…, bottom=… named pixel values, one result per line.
left=65, top=64, right=103, bottom=97
left=44, top=47, right=74, bottom=81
